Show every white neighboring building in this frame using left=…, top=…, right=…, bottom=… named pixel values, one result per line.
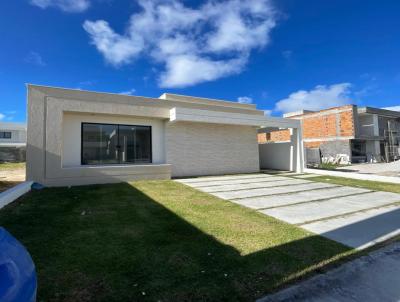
left=0, top=122, right=27, bottom=162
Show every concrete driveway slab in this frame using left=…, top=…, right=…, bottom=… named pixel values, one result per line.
left=261, top=191, right=400, bottom=224
left=184, top=176, right=290, bottom=187
left=232, top=186, right=370, bottom=209
left=176, top=173, right=273, bottom=183
left=197, top=179, right=310, bottom=193
left=302, top=205, right=400, bottom=249
left=177, top=173, right=400, bottom=249
left=214, top=182, right=337, bottom=200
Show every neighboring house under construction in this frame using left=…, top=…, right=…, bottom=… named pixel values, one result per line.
left=258, top=105, right=400, bottom=164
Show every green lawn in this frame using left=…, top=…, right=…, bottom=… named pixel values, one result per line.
left=0, top=162, right=25, bottom=171
left=307, top=175, right=400, bottom=194
left=0, top=180, right=353, bottom=301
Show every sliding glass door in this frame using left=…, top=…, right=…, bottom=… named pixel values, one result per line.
left=81, top=123, right=152, bottom=165
left=81, top=123, right=119, bottom=165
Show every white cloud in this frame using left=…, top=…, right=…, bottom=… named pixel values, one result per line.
left=24, top=51, right=46, bottom=66
left=83, top=20, right=144, bottom=66
left=161, top=55, right=245, bottom=88
left=30, top=0, right=90, bottom=12
left=118, top=88, right=136, bottom=96
left=382, top=106, right=400, bottom=111
left=275, top=83, right=352, bottom=113
left=0, top=112, right=15, bottom=121
left=263, top=110, right=272, bottom=116
left=83, top=0, right=277, bottom=88
left=237, top=96, right=253, bottom=104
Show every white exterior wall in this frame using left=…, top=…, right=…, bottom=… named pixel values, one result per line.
left=62, top=113, right=166, bottom=167
left=166, top=122, right=260, bottom=177
left=259, top=128, right=304, bottom=172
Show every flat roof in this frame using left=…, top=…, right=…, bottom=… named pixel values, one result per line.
left=27, top=84, right=262, bottom=115
left=159, top=93, right=256, bottom=110
left=358, top=106, right=400, bottom=118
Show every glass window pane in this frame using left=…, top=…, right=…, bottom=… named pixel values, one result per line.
left=82, top=123, right=119, bottom=165
left=0, top=132, right=11, bottom=139
left=118, top=125, right=151, bottom=163
left=134, top=126, right=152, bottom=163
left=118, top=125, right=136, bottom=163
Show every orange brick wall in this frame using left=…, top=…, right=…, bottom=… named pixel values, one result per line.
left=269, top=129, right=291, bottom=141
left=302, top=115, right=337, bottom=138
left=258, top=133, right=267, bottom=144
left=258, top=105, right=356, bottom=144
left=258, top=130, right=291, bottom=144
left=339, top=110, right=355, bottom=137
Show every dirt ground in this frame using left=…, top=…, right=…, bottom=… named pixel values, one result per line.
left=336, top=160, right=400, bottom=177
left=0, top=165, right=25, bottom=192
left=0, top=167, right=26, bottom=182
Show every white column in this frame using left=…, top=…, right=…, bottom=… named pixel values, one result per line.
left=290, top=127, right=305, bottom=173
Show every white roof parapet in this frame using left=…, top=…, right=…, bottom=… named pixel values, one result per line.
left=169, top=107, right=300, bottom=128
left=0, top=122, right=27, bottom=131
left=283, top=110, right=315, bottom=118
left=160, top=93, right=257, bottom=110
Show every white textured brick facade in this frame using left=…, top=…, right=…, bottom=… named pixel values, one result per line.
left=166, top=122, right=260, bottom=177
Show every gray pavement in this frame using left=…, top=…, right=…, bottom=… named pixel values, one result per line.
left=178, top=173, right=400, bottom=249
left=258, top=241, right=400, bottom=302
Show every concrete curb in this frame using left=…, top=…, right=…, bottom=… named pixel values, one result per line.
left=0, top=181, right=33, bottom=209
left=305, top=168, right=400, bottom=184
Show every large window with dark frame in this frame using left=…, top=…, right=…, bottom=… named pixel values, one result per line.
left=81, top=123, right=152, bottom=165
left=0, top=132, right=11, bottom=139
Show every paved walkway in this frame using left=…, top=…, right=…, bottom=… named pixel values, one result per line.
left=336, top=161, right=400, bottom=177
left=176, top=173, right=400, bottom=249
left=257, top=241, right=400, bottom=302
left=304, top=168, right=400, bottom=184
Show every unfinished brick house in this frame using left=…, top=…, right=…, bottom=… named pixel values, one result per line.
left=258, top=105, right=400, bottom=163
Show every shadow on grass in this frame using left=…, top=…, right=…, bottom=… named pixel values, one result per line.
left=0, top=181, right=357, bottom=302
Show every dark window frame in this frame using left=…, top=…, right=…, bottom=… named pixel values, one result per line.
left=0, top=131, right=12, bottom=139
left=81, top=122, right=152, bottom=165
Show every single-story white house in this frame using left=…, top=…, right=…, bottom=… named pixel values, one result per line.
left=0, top=122, right=27, bottom=162
left=26, top=85, right=304, bottom=186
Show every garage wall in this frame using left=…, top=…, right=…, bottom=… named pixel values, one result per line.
left=166, top=122, right=260, bottom=177
left=259, top=142, right=292, bottom=171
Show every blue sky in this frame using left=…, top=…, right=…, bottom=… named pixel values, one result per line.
left=1, top=0, right=400, bottom=122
